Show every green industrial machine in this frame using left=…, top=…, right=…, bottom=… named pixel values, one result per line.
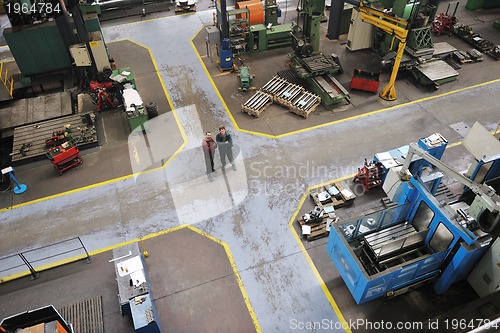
left=249, top=23, right=294, bottom=51
left=288, top=0, right=349, bottom=106
left=4, top=14, right=105, bottom=78
left=215, top=0, right=293, bottom=53
left=4, top=21, right=72, bottom=77
left=264, top=0, right=279, bottom=26
left=346, top=0, right=458, bottom=92
left=238, top=66, right=254, bottom=91
left=373, top=0, right=436, bottom=57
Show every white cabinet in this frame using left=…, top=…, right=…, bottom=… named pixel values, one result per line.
left=346, top=8, right=374, bottom=51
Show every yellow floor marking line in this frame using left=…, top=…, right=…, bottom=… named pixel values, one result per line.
left=1, top=225, right=262, bottom=333
left=190, top=27, right=277, bottom=139
left=285, top=136, right=496, bottom=331
left=288, top=174, right=354, bottom=333
left=0, top=39, right=187, bottom=213
left=187, top=226, right=262, bottom=333
left=191, top=29, right=500, bottom=139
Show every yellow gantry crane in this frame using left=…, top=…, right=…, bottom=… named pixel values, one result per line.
left=356, top=1, right=410, bottom=101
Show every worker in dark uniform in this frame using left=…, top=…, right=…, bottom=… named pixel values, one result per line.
left=202, top=131, right=217, bottom=179
left=216, top=126, right=236, bottom=171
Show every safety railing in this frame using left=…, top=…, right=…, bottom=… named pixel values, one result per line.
left=0, top=61, right=14, bottom=98
left=0, top=237, right=91, bottom=282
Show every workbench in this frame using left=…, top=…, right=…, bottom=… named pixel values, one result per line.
left=11, top=113, right=98, bottom=165
left=112, top=243, right=162, bottom=333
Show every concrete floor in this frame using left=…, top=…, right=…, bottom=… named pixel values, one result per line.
left=1, top=1, right=500, bottom=332
left=0, top=228, right=256, bottom=332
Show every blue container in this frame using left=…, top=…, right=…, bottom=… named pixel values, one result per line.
left=219, top=48, right=233, bottom=70
left=221, top=38, right=231, bottom=50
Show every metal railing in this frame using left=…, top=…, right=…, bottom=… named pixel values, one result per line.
left=0, top=61, right=14, bottom=98
left=0, top=237, right=91, bottom=282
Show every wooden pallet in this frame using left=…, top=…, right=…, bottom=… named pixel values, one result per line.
left=310, top=181, right=356, bottom=210
left=58, top=295, right=104, bottom=333
left=288, top=91, right=321, bottom=119
left=288, top=102, right=320, bottom=119
left=297, top=215, right=331, bottom=241
left=274, top=83, right=304, bottom=108
left=241, top=91, right=273, bottom=118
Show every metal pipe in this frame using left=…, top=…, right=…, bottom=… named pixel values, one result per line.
left=254, top=96, right=271, bottom=109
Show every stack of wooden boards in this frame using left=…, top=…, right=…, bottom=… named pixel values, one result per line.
left=298, top=181, right=356, bottom=241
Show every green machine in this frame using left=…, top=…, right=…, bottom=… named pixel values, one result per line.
left=249, top=23, right=294, bottom=52
left=222, top=0, right=293, bottom=53
left=370, top=0, right=436, bottom=57
left=238, top=66, right=254, bottom=91
left=250, top=0, right=293, bottom=51
left=4, top=13, right=106, bottom=78
left=348, top=0, right=458, bottom=90
left=288, top=0, right=349, bottom=106
left=4, top=21, right=73, bottom=77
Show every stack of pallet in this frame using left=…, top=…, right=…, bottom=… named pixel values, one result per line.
left=242, top=75, right=321, bottom=118
left=298, top=181, right=356, bottom=241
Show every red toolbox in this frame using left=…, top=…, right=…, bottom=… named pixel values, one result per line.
left=46, top=142, right=83, bottom=175
left=350, top=68, right=381, bottom=93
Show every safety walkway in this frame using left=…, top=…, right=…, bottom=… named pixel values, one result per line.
left=0, top=5, right=499, bottom=333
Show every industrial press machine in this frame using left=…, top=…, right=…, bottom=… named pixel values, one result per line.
left=327, top=122, right=500, bottom=304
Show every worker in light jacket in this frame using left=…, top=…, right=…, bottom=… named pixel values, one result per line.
left=202, top=131, right=217, bottom=178
left=216, top=126, right=236, bottom=171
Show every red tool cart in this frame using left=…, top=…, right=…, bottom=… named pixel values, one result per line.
left=46, top=142, right=83, bottom=175
left=350, top=68, right=381, bottom=93
left=353, top=159, right=384, bottom=192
